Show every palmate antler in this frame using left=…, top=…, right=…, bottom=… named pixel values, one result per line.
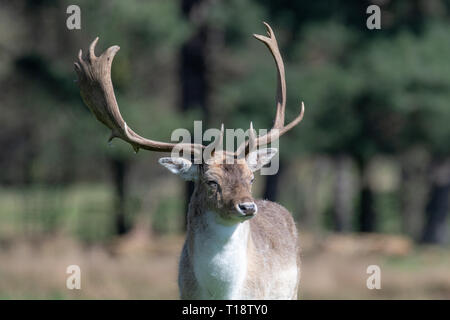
left=74, top=23, right=304, bottom=160
left=74, top=37, right=207, bottom=157
left=236, top=22, right=305, bottom=157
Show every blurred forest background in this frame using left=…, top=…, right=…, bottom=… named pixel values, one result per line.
left=0, top=0, right=450, bottom=299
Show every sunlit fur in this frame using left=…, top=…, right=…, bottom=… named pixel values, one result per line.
left=177, top=152, right=300, bottom=299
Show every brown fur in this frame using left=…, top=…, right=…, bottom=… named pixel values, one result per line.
left=245, top=200, right=300, bottom=298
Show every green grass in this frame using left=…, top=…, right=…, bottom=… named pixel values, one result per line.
left=0, top=184, right=115, bottom=242
left=382, top=246, right=450, bottom=271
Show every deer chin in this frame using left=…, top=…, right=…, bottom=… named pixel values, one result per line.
left=210, top=208, right=255, bottom=225
left=224, top=209, right=257, bottom=223
left=235, top=212, right=256, bottom=221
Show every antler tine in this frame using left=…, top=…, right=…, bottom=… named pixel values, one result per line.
left=234, top=121, right=256, bottom=157
left=248, top=121, right=257, bottom=153
left=217, top=123, right=225, bottom=151
left=89, top=37, right=99, bottom=62
left=203, top=123, right=225, bottom=161
left=236, top=22, right=305, bottom=157
left=75, top=37, right=205, bottom=157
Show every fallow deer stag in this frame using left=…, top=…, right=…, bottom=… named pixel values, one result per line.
left=74, top=22, right=305, bottom=299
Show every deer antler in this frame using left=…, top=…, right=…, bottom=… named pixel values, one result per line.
left=236, top=22, right=305, bottom=157
left=75, top=23, right=304, bottom=162
left=74, top=37, right=206, bottom=156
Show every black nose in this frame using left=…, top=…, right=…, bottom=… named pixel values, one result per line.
left=237, top=202, right=257, bottom=215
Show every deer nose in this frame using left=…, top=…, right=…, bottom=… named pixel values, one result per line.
left=236, top=202, right=257, bottom=216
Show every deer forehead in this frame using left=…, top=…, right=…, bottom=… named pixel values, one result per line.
left=203, top=163, right=253, bottom=184
left=203, top=151, right=251, bottom=181
left=204, top=151, right=245, bottom=164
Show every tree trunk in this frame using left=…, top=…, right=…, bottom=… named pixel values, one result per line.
left=22, top=127, right=36, bottom=187
left=359, top=185, right=376, bottom=232
left=179, top=0, right=211, bottom=230
left=421, top=159, right=450, bottom=244
left=111, top=158, right=129, bottom=235
left=332, top=155, right=354, bottom=232
left=356, top=158, right=376, bottom=232
left=399, top=148, right=429, bottom=240
left=263, top=159, right=284, bottom=201
left=297, top=156, right=332, bottom=231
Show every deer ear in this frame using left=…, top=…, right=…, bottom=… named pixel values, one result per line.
left=158, top=157, right=198, bottom=181
left=246, top=148, right=278, bottom=172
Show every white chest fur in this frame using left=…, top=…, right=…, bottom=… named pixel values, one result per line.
left=192, top=212, right=249, bottom=299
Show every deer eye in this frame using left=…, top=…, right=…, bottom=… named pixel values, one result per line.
left=250, top=177, right=255, bottom=184
left=207, top=180, right=218, bottom=188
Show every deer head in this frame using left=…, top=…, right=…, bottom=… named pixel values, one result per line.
left=158, top=148, right=278, bottom=221
left=74, top=22, right=305, bottom=223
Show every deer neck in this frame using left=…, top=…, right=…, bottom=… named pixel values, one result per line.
left=186, top=184, right=250, bottom=299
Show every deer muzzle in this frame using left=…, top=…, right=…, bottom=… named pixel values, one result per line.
left=235, top=202, right=258, bottom=217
